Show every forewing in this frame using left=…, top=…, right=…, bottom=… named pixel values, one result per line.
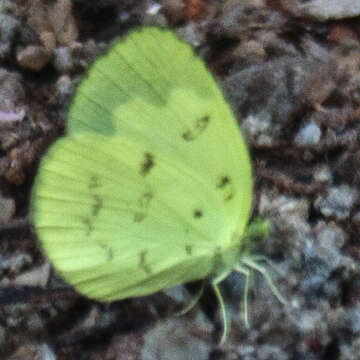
left=68, top=27, right=253, bottom=237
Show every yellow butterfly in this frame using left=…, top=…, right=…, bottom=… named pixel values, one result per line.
left=31, top=26, right=285, bottom=343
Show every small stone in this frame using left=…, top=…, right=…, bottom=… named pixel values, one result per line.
left=241, top=113, right=272, bottom=144
left=295, top=122, right=322, bottom=146
left=141, top=317, right=211, bottom=360
left=13, top=262, right=51, bottom=287
left=39, top=30, right=57, bottom=53
left=143, top=2, right=167, bottom=26
left=8, top=343, right=56, bottom=360
left=257, top=344, right=288, bottom=360
left=353, top=211, right=360, bottom=227
left=163, top=284, right=188, bottom=303
left=225, top=55, right=332, bottom=144
left=71, top=39, right=99, bottom=68
left=313, top=165, right=332, bottom=183
left=300, top=221, right=352, bottom=299
left=237, top=344, right=255, bottom=357
left=314, top=185, right=358, bottom=220
left=259, top=193, right=311, bottom=240
left=281, top=0, right=360, bottom=21
left=56, top=74, right=74, bottom=101
left=314, top=222, right=348, bottom=271
left=51, top=0, right=78, bottom=46
left=0, top=69, right=25, bottom=109
left=26, top=314, right=43, bottom=331
left=177, top=23, right=205, bottom=48
left=53, top=46, right=73, bottom=73
left=0, top=109, right=25, bottom=123
left=9, top=253, right=32, bottom=274
left=161, top=0, right=186, bottom=23
left=147, top=2, right=162, bottom=15
left=297, top=310, right=322, bottom=332
left=17, top=45, right=51, bottom=71
left=232, top=39, right=266, bottom=65
left=345, top=308, right=360, bottom=334
left=0, top=196, right=15, bottom=224
left=0, top=13, right=20, bottom=59
left=216, top=1, right=286, bottom=38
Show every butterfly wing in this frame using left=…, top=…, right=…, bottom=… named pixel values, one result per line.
left=32, top=27, right=253, bottom=301
left=33, top=134, right=226, bottom=300
left=68, top=27, right=252, bottom=236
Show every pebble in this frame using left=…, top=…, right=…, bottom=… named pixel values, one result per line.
left=56, top=74, right=74, bottom=101
left=295, top=122, right=322, bottom=146
left=281, top=0, right=360, bottom=21
left=17, top=45, right=51, bottom=71
left=53, top=46, right=74, bottom=73
left=0, top=13, right=19, bottom=59
left=141, top=318, right=211, bottom=360
left=314, top=185, right=358, bottom=220
left=345, top=308, right=360, bottom=334
left=0, top=196, right=15, bottom=224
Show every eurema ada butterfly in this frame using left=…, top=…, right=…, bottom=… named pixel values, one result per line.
left=31, top=26, right=285, bottom=343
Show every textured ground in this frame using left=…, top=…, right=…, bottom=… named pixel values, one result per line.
left=0, top=1, right=360, bottom=359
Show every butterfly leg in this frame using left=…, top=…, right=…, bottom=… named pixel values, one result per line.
left=241, top=258, right=287, bottom=305
left=234, top=264, right=251, bottom=328
left=211, top=270, right=231, bottom=345
left=247, top=255, right=285, bottom=276
left=176, top=282, right=205, bottom=316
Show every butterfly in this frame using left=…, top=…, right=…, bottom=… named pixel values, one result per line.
left=31, top=26, right=285, bottom=343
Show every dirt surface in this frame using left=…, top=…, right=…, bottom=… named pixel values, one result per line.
left=1, top=0, right=360, bottom=359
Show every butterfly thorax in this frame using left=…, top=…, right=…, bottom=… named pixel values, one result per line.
left=208, top=218, right=269, bottom=282
left=207, top=235, right=243, bottom=280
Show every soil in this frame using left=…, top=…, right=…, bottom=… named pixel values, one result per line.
left=1, top=1, right=360, bottom=359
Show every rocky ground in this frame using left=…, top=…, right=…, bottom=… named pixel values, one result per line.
left=0, top=0, right=360, bottom=359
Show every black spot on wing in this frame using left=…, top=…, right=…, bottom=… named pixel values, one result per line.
left=139, top=192, right=153, bottom=207
left=96, top=241, right=114, bottom=262
left=92, top=195, right=103, bottom=217
left=82, top=217, right=93, bottom=236
left=134, top=212, right=146, bottom=223
left=185, top=245, right=192, bottom=255
left=216, top=175, right=235, bottom=201
left=217, top=176, right=230, bottom=188
left=140, top=152, right=155, bottom=176
left=193, top=209, right=203, bottom=219
left=107, top=248, right=114, bottom=261
left=134, top=192, right=154, bottom=222
left=82, top=175, right=104, bottom=235
left=139, top=250, right=152, bottom=274
left=89, top=175, right=101, bottom=189
left=182, top=115, right=210, bottom=141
